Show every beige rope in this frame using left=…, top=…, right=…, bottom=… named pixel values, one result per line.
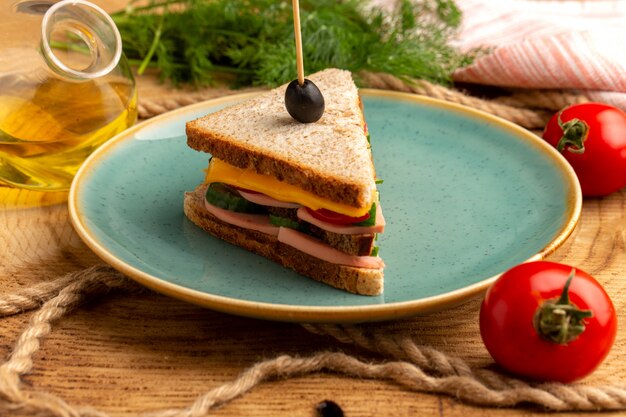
left=146, top=351, right=626, bottom=416
left=1, top=267, right=626, bottom=415
left=0, top=266, right=139, bottom=417
left=359, top=72, right=554, bottom=129
left=0, top=72, right=614, bottom=415
left=137, top=87, right=264, bottom=119
left=492, top=90, right=589, bottom=111
left=303, top=324, right=473, bottom=377
left=302, top=324, right=626, bottom=410
left=137, top=71, right=586, bottom=129
left=0, top=268, right=117, bottom=318
left=138, top=93, right=214, bottom=119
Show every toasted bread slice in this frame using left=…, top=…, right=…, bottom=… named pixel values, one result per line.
left=186, top=68, right=376, bottom=210
left=184, top=185, right=383, bottom=296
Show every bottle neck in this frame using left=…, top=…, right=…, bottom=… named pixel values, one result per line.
left=40, top=0, right=122, bottom=81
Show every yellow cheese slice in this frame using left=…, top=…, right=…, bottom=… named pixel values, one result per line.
left=204, top=158, right=372, bottom=217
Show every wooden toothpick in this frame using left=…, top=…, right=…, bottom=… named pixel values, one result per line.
left=291, top=0, right=304, bottom=86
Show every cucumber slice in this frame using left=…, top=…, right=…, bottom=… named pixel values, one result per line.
left=269, top=215, right=308, bottom=232
left=205, top=183, right=266, bottom=213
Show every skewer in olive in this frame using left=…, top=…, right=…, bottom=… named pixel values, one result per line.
left=285, top=0, right=325, bottom=123
left=285, top=79, right=325, bottom=123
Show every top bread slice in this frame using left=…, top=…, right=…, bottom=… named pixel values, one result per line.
left=186, top=68, right=376, bottom=210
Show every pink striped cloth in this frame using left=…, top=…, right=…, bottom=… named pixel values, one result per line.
left=452, top=0, right=626, bottom=111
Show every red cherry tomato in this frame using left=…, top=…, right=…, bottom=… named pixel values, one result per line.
left=306, top=207, right=370, bottom=225
left=542, top=102, right=626, bottom=197
left=480, top=261, right=617, bottom=382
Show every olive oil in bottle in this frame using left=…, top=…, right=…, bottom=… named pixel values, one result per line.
left=0, top=0, right=137, bottom=192
left=0, top=75, right=137, bottom=191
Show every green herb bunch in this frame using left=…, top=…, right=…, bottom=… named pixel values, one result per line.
left=112, top=0, right=471, bottom=87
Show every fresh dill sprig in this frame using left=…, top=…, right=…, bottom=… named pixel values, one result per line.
left=112, top=0, right=471, bottom=87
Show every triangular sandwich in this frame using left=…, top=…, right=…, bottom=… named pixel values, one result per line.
left=184, top=68, right=385, bottom=295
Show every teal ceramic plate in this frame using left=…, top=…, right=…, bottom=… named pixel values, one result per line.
left=69, top=90, right=581, bottom=323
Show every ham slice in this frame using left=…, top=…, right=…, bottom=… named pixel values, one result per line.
left=204, top=200, right=279, bottom=236
left=296, top=204, right=385, bottom=235
left=237, top=189, right=301, bottom=208
left=203, top=199, right=383, bottom=269
left=278, top=228, right=384, bottom=269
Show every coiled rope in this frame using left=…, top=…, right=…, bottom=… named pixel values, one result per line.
left=1, top=73, right=614, bottom=416
left=1, top=267, right=625, bottom=416
left=137, top=71, right=588, bottom=130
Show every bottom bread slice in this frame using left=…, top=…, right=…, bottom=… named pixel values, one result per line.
left=183, top=185, right=383, bottom=296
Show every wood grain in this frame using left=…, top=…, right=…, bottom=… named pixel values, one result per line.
left=1, top=0, right=625, bottom=412
left=1, top=134, right=625, bottom=417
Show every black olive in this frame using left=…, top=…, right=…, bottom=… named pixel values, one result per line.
left=285, top=78, right=325, bottom=123
left=316, top=400, right=344, bottom=417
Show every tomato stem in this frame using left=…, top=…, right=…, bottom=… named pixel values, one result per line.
left=556, top=112, right=589, bottom=154
left=533, top=269, right=593, bottom=345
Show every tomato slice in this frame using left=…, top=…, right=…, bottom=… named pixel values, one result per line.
left=306, top=207, right=370, bottom=225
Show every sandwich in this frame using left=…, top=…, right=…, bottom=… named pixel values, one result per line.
left=184, top=68, right=385, bottom=295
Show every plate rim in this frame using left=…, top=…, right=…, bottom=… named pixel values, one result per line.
left=68, top=89, right=582, bottom=323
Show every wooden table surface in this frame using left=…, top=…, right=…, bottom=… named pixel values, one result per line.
left=2, top=72, right=626, bottom=414
left=2, top=182, right=625, bottom=417
left=2, top=1, right=626, bottom=415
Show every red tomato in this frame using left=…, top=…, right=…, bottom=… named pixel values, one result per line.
left=480, top=261, right=617, bottom=382
left=542, top=103, right=626, bottom=197
left=306, top=207, right=370, bottom=225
